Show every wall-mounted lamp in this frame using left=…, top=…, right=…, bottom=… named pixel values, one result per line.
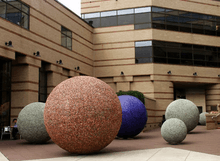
left=167, top=71, right=171, bottom=74
left=75, top=66, right=80, bottom=70
left=218, top=74, right=220, bottom=78
left=5, top=41, right=12, bottom=47
left=121, top=71, right=124, bottom=76
left=56, top=60, right=63, bottom=65
left=33, top=51, right=40, bottom=57
left=193, top=72, right=197, bottom=76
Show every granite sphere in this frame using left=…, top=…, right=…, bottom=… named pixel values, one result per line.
left=44, top=76, right=122, bottom=154
left=165, top=99, right=199, bottom=132
left=199, top=112, right=208, bottom=125
left=17, top=102, right=51, bottom=144
left=117, top=95, right=147, bottom=138
left=161, top=118, right=187, bottom=145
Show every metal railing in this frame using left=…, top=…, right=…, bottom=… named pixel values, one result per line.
left=211, top=113, right=220, bottom=120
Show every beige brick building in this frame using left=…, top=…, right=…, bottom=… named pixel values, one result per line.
left=0, top=0, right=220, bottom=130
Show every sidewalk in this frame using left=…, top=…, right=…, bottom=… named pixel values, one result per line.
left=0, top=126, right=219, bottom=161
left=1, top=147, right=220, bottom=161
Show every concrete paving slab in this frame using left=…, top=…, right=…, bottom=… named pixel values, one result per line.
left=112, top=148, right=160, bottom=161
left=19, top=147, right=220, bottom=161
left=147, top=147, right=190, bottom=161
left=0, top=152, right=9, bottom=161
left=75, top=148, right=161, bottom=161
left=23, top=156, right=86, bottom=161
left=186, top=151, right=220, bottom=161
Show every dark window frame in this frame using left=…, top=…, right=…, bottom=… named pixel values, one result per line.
left=135, top=40, right=220, bottom=67
left=82, top=6, right=220, bottom=37
left=61, top=26, right=72, bottom=50
left=0, top=0, right=30, bottom=30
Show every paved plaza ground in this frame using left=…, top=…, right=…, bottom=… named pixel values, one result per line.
left=0, top=126, right=219, bottom=161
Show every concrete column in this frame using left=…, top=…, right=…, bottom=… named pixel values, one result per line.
left=11, top=55, right=41, bottom=122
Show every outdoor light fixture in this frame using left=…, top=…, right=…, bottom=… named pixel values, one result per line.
left=167, top=71, right=171, bottom=74
left=56, top=60, right=63, bottom=65
left=218, top=74, right=220, bottom=78
left=121, top=71, right=124, bottom=75
left=193, top=72, right=197, bottom=76
left=5, top=41, right=12, bottom=47
left=77, top=66, right=80, bottom=71
left=33, top=51, right=40, bottom=57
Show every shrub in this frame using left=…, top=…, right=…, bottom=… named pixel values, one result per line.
left=116, top=90, right=145, bottom=105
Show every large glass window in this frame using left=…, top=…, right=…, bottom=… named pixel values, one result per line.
left=61, top=26, right=72, bottom=50
left=0, top=2, right=6, bottom=18
left=0, top=0, right=29, bottom=29
left=101, top=10, right=117, bottom=27
left=151, top=6, right=220, bottom=36
left=118, top=8, right=134, bottom=25
left=82, top=6, right=220, bottom=37
left=135, top=40, right=220, bottom=67
left=135, top=41, right=153, bottom=64
left=118, top=14, right=134, bottom=25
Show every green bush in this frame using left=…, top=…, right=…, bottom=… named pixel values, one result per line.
left=116, top=90, right=145, bottom=105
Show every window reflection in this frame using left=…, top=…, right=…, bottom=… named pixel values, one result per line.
left=61, top=26, right=72, bottom=50
left=85, top=12, right=100, bottom=19
left=101, top=16, right=117, bottom=27
left=135, top=41, right=152, bottom=47
left=152, top=7, right=165, bottom=13
left=135, top=40, right=220, bottom=67
left=101, top=11, right=116, bottom=17
left=135, top=13, right=151, bottom=24
left=118, top=9, right=134, bottom=15
left=0, top=0, right=29, bottom=29
left=118, top=14, right=134, bottom=25
left=82, top=6, right=220, bottom=37
left=135, top=7, right=151, bottom=13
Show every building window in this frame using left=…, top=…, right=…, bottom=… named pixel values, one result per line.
left=82, top=6, right=220, bottom=37
left=135, top=41, right=153, bottom=64
left=61, top=26, right=72, bottom=50
left=0, top=0, right=29, bottom=29
left=135, top=40, right=220, bottom=67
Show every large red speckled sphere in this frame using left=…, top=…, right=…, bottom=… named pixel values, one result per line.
left=44, top=76, right=122, bottom=154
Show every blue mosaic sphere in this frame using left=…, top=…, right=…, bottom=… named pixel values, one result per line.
left=117, top=95, right=147, bottom=138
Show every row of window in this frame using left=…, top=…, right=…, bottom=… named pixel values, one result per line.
left=135, top=40, right=220, bottom=67
left=152, top=10, right=220, bottom=36
left=0, top=0, right=73, bottom=50
left=82, top=6, right=220, bottom=37
left=0, top=0, right=29, bottom=29
left=82, top=7, right=152, bottom=28
left=82, top=7, right=220, bottom=20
